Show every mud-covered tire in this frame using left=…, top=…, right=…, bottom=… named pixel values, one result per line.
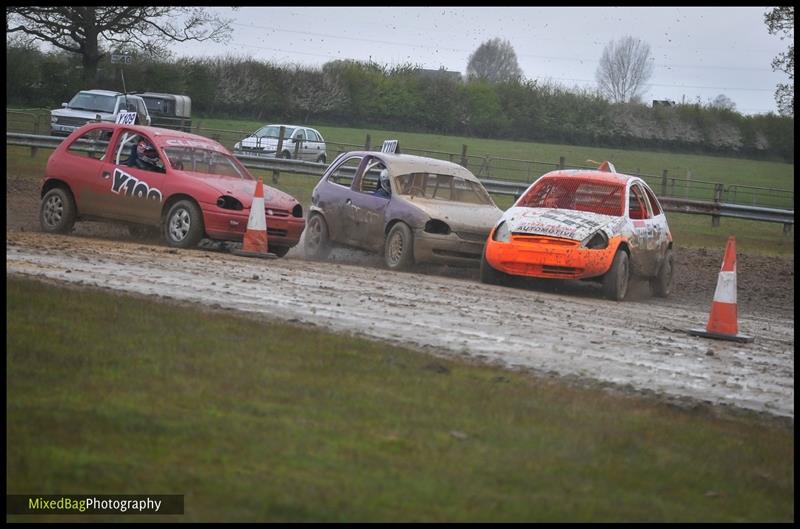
left=305, top=213, right=332, bottom=260
left=164, top=199, right=205, bottom=248
left=384, top=222, right=414, bottom=271
left=480, top=250, right=509, bottom=286
left=269, top=245, right=291, bottom=258
left=603, top=249, right=630, bottom=301
left=278, top=150, right=291, bottom=160
left=40, top=187, right=76, bottom=234
left=316, top=154, right=327, bottom=164
left=650, top=248, right=674, bottom=298
left=128, top=224, right=161, bottom=240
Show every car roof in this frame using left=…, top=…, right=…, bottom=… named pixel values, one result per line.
left=343, top=151, right=480, bottom=183
left=539, top=169, right=641, bottom=186
left=90, top=123, right=227, bottom=152
left=79, top=89, right=124, bottom=97
left=264, top=124, right=317, bottom=131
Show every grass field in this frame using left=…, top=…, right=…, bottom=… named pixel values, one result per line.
left=6, top=277, right=794, bottom=522
left=7, top=145, right=793, bottom=256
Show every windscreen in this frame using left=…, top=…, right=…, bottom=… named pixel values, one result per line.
left=517, top=177, right=624, bottom=217
left=254, top=126, right=295, bottom=139
left=395, top=172, right=494, bottom=205
left=164, top=147, right=252, bottom=180
left=68, top=93, right=116, bottom=113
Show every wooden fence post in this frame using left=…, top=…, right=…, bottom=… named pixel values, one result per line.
left=273, top=126, right=286, bottom=184
left=365, top=134, right=371, bottom=150
left=661, top=169, right=668, bottom=196
left=460, top=144, right=468, bottom=168
left=559, top=156, right=565, bottom=170
left=711, top=183, right=723, bottom=227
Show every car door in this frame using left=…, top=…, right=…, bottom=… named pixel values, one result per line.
left=627, top=182, right=658, bottom=276
left=291, top=128, right=306, bottom=160
left=306, top=129, right=325, bottom=161
left=317, top=155, right=363, bottom=242
left=63, top=126, right=117, bottom=216
left=641, top=182, right=671, bottom=268
left=339, top=156, right=390, bottom=251
left=99, top=129, right=166, bottom=224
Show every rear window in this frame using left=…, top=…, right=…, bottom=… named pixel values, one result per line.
left=517, top=177, right=624, bottom=217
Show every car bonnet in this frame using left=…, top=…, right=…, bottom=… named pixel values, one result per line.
left=401, top=197, right=502, bottom=232
left=501, top=206, right=624, bottom=242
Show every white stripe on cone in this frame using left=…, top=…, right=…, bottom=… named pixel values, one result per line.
left=247, top=195, right=267, bottom=231
left=712, top=268, right=737, bottom=304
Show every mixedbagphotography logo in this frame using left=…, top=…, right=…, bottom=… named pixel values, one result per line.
left=7, top=495, right=184, bottom=515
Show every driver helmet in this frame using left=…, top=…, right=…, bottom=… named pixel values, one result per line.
left=136, top=140, right=160, bottom=168
left=379, top=169, right=391, bottom=194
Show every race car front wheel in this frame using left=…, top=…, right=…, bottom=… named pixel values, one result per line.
left=384, top=222, right=414, bottom=271
left=304, top=213, right=332, bottom=260
left=40, top=187, right=76, bottom=234
left=480, top=251, right=509, bottom=286
left=164, top=200, right=205, bottom=248
left=603, top=249, right=630, bottom=301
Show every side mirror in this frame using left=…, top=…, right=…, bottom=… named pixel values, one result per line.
left=61, top=103, right=68, bottom=108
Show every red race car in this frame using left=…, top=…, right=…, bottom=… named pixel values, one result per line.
left=39, top=123, right=305, bottom=256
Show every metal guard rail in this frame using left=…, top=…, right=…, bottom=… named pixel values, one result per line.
left=7, top=132, right=793, bottom=227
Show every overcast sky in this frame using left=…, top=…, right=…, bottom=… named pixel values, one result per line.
left=168, top=6, right=789, bottom=115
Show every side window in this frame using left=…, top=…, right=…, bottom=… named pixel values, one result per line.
left=306, top=129, right=319, bottom=142
left=295, top=129, right=305, bottom=141
left=328, top=156, right=361, bottom=188
left=358, top=161, right=387, bottom=194
left=642, top=184, right=662, bottom=216
left=628, top=185, right=651, bottom=220
left=67, top=128, right=114, bottom=160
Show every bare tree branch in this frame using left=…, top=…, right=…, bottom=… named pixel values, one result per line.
left=595, top=36, right=654, bottom=104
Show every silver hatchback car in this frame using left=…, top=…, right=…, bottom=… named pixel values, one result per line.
left=233, top=124, right=327, bottom=163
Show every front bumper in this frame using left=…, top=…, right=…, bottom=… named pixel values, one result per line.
left=202, top=207, right=306, bottom=249
left=413, top=230, right=487, bottom=266
left=484, top=235, right=621, bottom=279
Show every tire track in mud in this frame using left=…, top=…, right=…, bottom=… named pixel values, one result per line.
left=6, top=231, right=794, bottom=419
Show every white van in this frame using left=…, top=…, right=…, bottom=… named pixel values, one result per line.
left=50, top=90, right=152, bottom=136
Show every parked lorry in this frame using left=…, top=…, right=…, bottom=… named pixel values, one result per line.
left=135, top=92, right=192, bottom=132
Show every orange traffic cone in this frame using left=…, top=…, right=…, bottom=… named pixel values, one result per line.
left=687, top=236, right=753, bottom=343
left=232, top=177, right=277, bottom=259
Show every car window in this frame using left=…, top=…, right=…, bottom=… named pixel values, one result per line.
left=642, top=184, right=662, bottom=216
left=517, top=178, right=624, bottom=216
left=395, top=172, right=494, bottom=205
left=164, top=147, right=250, bottom=179
left=294, top=129, right=305, bottom=140
left=306, top=129, right=319, bottom=142
left=628, top=184, right=651, bottom=220
left=328, top=156, right=361, bottom=188
left=112, top=131, right=165, bottom=173
left=68, top=92, right=116, bottom=113
left=359, top=161, right=387, bottom=193
left=67, top=128, right=114, bottom=161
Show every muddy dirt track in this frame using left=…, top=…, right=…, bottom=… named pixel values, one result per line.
left=6, top=176, right=795, bottom=419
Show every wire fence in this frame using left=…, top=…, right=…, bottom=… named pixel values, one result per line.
left=7, top=108, right=793, bottom=210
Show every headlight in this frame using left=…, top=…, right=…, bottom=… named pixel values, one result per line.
left=234, top=142, right=241, bottom=150
left=581, top=231, right=609, bottom=249
left=51, top=116, right=58, bottom=124
left=492, top=221, right=510, bottom=242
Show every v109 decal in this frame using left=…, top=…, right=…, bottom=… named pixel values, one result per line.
left=111, top=168, right=162, bottom=202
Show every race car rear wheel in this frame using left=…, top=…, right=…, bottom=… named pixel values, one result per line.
left=384, top=222, right=414, bottom=271
left=603, top=249, right=630, bottom=301
left=164, top=199, right=205, bottom=248
left=40, top=187, right=76, bottom=234
left=650, top=248, right=674, bottom=298
left=305, top=213, right=332, bottom=260
left=480, top=250, right=509, bottom=286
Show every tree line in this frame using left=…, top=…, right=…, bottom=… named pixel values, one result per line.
left=6, top=44, right=794, bottom=162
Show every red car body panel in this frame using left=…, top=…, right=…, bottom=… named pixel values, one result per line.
left=41, top=123, right=305, bottom=250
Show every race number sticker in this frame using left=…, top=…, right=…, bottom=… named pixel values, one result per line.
left=111, top=168, right=162, bottom=201
left=116, top=111, right=138, bottom=125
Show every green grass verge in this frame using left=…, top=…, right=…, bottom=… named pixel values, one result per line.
left=7, top=277, right=794, bottom=522
left=7, top=146, right=793, bottom=257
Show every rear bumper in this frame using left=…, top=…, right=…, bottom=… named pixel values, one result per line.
left=484, top=236, right=620, bottom=279
left=203, top=208, right=305, bottom=248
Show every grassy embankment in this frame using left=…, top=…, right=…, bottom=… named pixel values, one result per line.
left=6, top=115, right=794, bottom=257
left=7, top=277, right=794, bottom=522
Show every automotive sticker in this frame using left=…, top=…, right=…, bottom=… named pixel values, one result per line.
left=111, top=168, right=163, bottom=202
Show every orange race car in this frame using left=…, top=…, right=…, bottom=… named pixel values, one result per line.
left=481, top=162, right=673, bottom=301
